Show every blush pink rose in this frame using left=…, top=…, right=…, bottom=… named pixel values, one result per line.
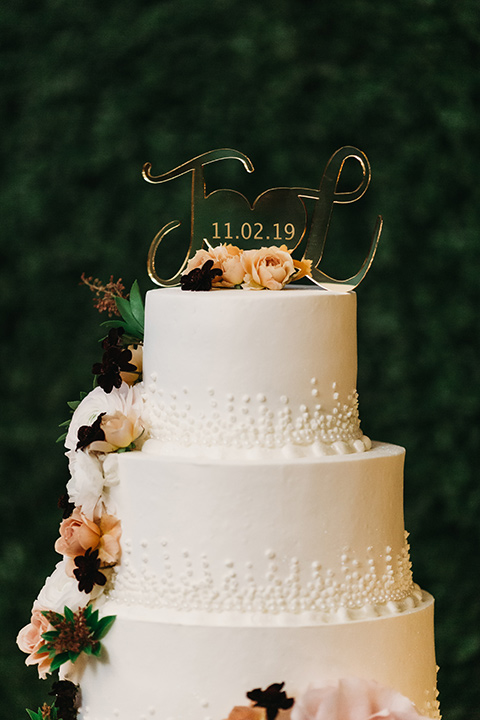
left=291, top=678, right=432, bottom=720
left=55, top=507, right=101, bottom=559
left=241, top=246, right=296, bottom=290
left=16, top=609, right=52, bottom=679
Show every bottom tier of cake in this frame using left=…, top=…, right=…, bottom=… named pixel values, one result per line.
left=69, top=590, right=439, bottom=720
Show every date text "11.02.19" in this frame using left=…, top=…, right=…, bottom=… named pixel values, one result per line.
left=212, top=222, right=296, bottom=243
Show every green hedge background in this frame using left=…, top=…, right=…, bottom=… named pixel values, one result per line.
left=2, top=1, right=479, bottom=718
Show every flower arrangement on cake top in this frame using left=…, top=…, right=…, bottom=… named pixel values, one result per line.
left=180, top=244, right=312, bottom=291
left=17, top=277, right=147, bottom=718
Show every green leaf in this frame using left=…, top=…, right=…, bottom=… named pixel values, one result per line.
left=128, top=280, right=145, bottom=327
left=67, top=650, right=80, bottom=664
left=58, top=390, right=89, bottom=442
left=40, top=630, right=59, bottom=642
left=113, top=282, right=145, bottom=339
left=49, top=652, right=71, bottom=671
left=94, top=614, right=116, bottom=640
left=26, top=709, right=43, bottom=720
left=64, top=605, right=75, bottom=623
left=86, top=607, right=99, bottom=627
left=115, top=296, right=136, bottom=325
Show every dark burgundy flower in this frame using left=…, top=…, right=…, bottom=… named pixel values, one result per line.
left=101, top=327, right=124, bottom=351
left=92, top=328, right=136, bottom=393
left=76, top=413, right=106, bottom=451
left=247, top=683, right=294, bottom=720
left=180, top=259, right=222, bottom=291
left=73, top=548, right=107, bottom=593
left=50, top=679, right=79, bottom=720
left=58, top=494, right=75, bottom=519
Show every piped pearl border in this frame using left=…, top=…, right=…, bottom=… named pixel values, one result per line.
left=105, top=533, right=415, bottom=622
left=143, top=376, right=370, bottom=455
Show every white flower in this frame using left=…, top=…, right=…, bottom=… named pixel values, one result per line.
left=66, top=450, right=105, bottom=520
left=102, top=453, right=120, bottom=488
left=34, top=560, right=90, bottom=613
left=65, top=382, right=146, bottom=452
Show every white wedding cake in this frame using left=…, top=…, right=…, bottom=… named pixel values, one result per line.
left=69, top=287, right=438, bottom=719
left=17, top=148, right=440, bottom=720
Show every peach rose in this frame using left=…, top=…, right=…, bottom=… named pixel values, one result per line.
left=209, top=244, right=245, bottom=287
left=120, top=343, right=143, bottom=385
left=241, top=245, right=296, bottom=290
left=56, top=507, right=121, bottom=568
left=87, top=410, right=143, bottom=453
left=97, top=513, right=122, bottom=566
left=102, top=410, right=142, bottom=449
left=184, top=245, right=244, bottom=288
left=55, top=507, right=101, bottom=559
left=16, top=609, right=52, bottom=679
left=184, top=249, right=213, bottom=274
left=225, top=708, right=267, bottom=720
left=64, top=383, right=145, bottom=454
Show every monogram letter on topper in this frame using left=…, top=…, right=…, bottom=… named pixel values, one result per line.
left=143, top=146, right=383, bottom=291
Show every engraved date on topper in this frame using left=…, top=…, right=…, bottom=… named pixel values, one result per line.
left=143, top=147, right=383, bottom=291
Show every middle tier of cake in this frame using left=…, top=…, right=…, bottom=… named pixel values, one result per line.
left=103, top=441, right=417, bottom=619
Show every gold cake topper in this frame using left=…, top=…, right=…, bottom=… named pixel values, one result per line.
left=143, top=147, right=382, bottom=291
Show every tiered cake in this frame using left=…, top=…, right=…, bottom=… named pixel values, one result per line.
left=18, top=147, right=440, bottom=720
left=69, top=287, right=439, bottom=719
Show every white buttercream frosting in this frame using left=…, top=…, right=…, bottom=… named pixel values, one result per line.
left=142, top=287, right=366, bottom=456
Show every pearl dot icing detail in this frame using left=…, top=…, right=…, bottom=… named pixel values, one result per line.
left=107, top=534, right=415, bottom=619
left=144, top=381, right=368, bottom=455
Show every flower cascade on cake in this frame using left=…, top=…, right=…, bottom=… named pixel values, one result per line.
left=17, top=279, right=147, bottom=718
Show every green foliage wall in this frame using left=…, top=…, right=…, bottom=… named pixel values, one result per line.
left=1, top=1, right=479, bottom=718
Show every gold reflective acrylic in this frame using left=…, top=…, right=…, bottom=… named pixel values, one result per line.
left=143, top=146, right=382, bottom=291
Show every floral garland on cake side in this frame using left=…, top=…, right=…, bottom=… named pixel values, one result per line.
left=17, top=279, right=147, bottom=719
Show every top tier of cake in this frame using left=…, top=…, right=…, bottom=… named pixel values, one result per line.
left=142, top=287, right=370, bottom=457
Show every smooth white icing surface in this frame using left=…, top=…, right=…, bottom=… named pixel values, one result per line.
left=104, top=443, right=414, bottom=619
left=72, top=593, right=438, bottom=720
left=142, top=287, right=369, bottom=455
